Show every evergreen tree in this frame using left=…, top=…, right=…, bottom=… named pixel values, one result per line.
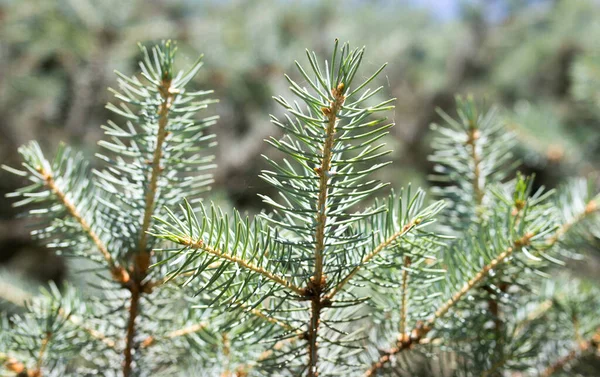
left=1, top=40, right=599, bottom=377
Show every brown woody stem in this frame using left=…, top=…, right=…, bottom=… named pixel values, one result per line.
left=40, top=170, right=129, bottom=284
left=176, top=238, right=305, bottom=296
left=123, top=72, right=176, bottom=377
left=306, top=83, right=346, bottom=377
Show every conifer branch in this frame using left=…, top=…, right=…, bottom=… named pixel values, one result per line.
left=140, top=321, right=208, bottom=348
left=2, top=41, right=216, bottom=376
left=365, top=194, right=599, bottom=375
left=399, top=256, right=411, bottom=336
left=39, top=168, right=129, bottom=284
left=479, top=300, right=554, bottom=377
left=545, top=199, right=598, bottom=248
left=245, top=306, right=298, bottom=333
left=173, top=237, right=305, bottom=296
left=313, top=82, right=346, bottom=286
left=467, top=126, right=484, bottom=207
left=123, top=284, right=140, bottom=377
left=540, top=329, right=600, bottom=377
left=124, top=53, right=179, bottom=376
left=307, top=82, right=346, bottom=377
left=1, top=281, right=116, bottom=352
left=33, top=330, right=51, bottom=376
left=68, top=314, right=117, bottom=350
left=234, top=336, right=301, bottom=377
left=324, top=219, right=418, bottom=301
left=364, top=232, right=534, bottom=376
left=138, top=72, right=177, bottom=256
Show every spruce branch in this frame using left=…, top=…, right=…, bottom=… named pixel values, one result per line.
left=364, top=232, right=534, bottom=376
left=430, top=96, right=516, bottom=228
left=40, top=168, right=129, bottom=284
left=545, top=197, right=598, bottom=248
left=141, top=321, right=209, bottom=348
left=156, top=40, right=401, bottom=375
left=33, top=331, right=51, bottom=376
left=123, top=284, right=140, bottom=377
left=398, top=256, right=410, bottom=336
left=313, top=80, right=346, bottom=287
left=165, top=234, right=305, bottom=296
left=540, top=329, right=600, bottom=377
left=306, top=79, right=347, bottom=376
left=3, top=40, right=217, bottom=376
left=138, top=45, right=178, bottom=257
left=323, top=205, right=433, bottom=302
left=363, top=186, right=598, bottom=375
left=0, top=277, right=117, bottom=352
left=2, top=143, right=129, bottom=283
left=124, top=41, right=179, bottom=377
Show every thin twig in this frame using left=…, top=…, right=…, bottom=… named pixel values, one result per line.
left=176, top=237, right=305, bottom=296
left=307, top=83, right=346, bottom=377
left=123, top=284, right=140, bottom=377
left=466, top=126, right=484, bottom=208
left=324, top=220, right=418, bottom=301
left=234, top=336, right=301, bottom=377
left=138, top=77, right=176, bottom=256
left=364, top=200, right=600, bottom=376
left=313, top=83, right=345, bottom=286
left=68, top=313, right=117, bottom=350
left=40, top=170, right=129, bottom=284
left=31, top=331, right=52, bottom=376
left=399, top=256, right=411, bottom=336
left=141, top=321, right=208, bottom=348
left=123, top=70, right=177, bottom=377
left=545, top=199, right=598, bottom=248
left=540, top=330, right=600, bottom=377
left=364, top=233, right=533, bottom=376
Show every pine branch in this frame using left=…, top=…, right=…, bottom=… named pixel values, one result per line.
left=364, top=190, right=599, bottom=375
left=138, top=59, right=177, bottom=257
left=365, top=234, right=534, bottom=376
left=467, top=122, right=484, bottom=209
left=364, top=233, right=532, bottom=376
left=0, top=279, right=117, bottom=352
left=430, top=96, right=515, bottom=228
left=234, top=336, right=301, bottom=377
left=33, top=330, right=51, bottom=376
left=168, top=235, right=305, bottom=296
left=545, top=198, right=598, bottom=248
left=122, top=43, right=179, bottom=377
left=123, top=284, right=140, bottom=377
left=141, top=320, right=209, bottom=348
left=399, top=256, right=411, bottom=336
left=324, top=216, right=421, bottom=301
left=313, top=82, right=346, bottom=286
left=540, top=330, right=600, bottom=377
left=307, top=81, right=346, bottom=376
left=67, top=314, right=117, bottom=350
left=40, top=168, right=130, bottom=284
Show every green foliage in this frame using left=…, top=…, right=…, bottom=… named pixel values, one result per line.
left=1, top=40, right=600, bottom=377
left=1, top=41, right=219, bottom=376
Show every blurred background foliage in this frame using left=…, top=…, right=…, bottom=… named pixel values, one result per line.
left=0, top=0, right=599, bottom=285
